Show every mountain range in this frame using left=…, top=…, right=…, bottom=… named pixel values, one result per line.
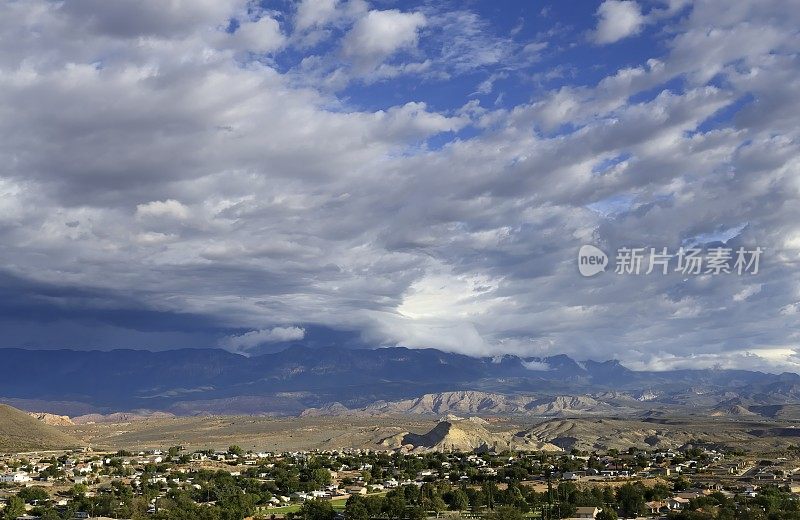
left=2, top=346, right=800, bottom=416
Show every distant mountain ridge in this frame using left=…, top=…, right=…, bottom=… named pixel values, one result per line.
left=2, top=346, right=799, bottom=416
left=301, top=391, right=639, bottom=417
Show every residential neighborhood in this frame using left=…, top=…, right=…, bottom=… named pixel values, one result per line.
left=1, top=442, right=799, bottom=520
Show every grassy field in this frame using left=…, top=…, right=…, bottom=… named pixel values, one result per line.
left=255, top=491, right=397, bottom=515
left=256, top=495, right=350, bottom=514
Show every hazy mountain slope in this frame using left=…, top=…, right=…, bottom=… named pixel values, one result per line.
left=709, top=398, right=759, bottom=417
left=0, top=404, right=80, bottom=451
left=525, top=395, right=617, bottom=415
left=72, top=412, right=176, bottom=424
left=303, top=391, right=643, bottom=417
left=363, top=392, right=535, bottom=415
left=747, top=404, right=800, bottom=420
left=1, top=347, right=798, bottom=415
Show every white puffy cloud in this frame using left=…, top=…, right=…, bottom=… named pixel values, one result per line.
left=220, top=326, right=306, bottom=353
left=226, top=16, right=285, bottom=53
left=295, top=0, right=340, bottom=31
left=522, top=360, right=551, bottom=371
left=136, top=200, right=191, bottom=220
left=342, top=9, right=427, bottom=67
left=593, top=0, right=645, bottom=44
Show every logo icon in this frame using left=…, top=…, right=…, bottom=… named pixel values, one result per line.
left=578, top=245, right=608, bottom=277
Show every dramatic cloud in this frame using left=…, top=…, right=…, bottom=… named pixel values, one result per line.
left=0, top=0, right=798, bottom=371
left=220, top=326, right=306, bottom=354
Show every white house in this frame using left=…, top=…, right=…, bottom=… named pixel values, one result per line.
left=667, top=497, right=690, bottom=510
left=0, top=472, right=32, bottom=483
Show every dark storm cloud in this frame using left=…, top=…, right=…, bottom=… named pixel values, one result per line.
left=0, top=0, right=798, bottom=370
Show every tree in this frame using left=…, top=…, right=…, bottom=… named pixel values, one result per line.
left=71, top=483, right=89, bottom=497
left=408, top=506, right=427, bottom=520
left=227, top=445, right=244, bottom=457
left=449, top=489, right=470, bottom=511
left=3, top=496, right=25, bottom=520
left=383, top=495, right=407, bottom=520
left=298, top=499, right=335, bottom=520
left=597, top=508, right=619, bottom=520
left=344, top=497, right=369, bottom=520
left=482, top=482, right=498, bottom=510
left=673, top=477, right=691, bottom=492
left=647, top=483, right=671, bottom=501
left=34, top=507, right=60, bottom=520
left=311, top=468, right=332, bottom=487
left=486, top=505, right=526, bottom=520
left=420, top=482, right=446, bottom=516
left=616, top=483, right=645, bottom=518
left=18, top=486, right=50, bottom=504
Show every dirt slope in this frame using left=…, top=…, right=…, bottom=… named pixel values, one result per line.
left=0, top=404, right=81, bottom=452
left=28, top=412, right=75, bottom=426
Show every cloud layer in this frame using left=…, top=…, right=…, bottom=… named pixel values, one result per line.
left=0, top=0, right=798, bottom=371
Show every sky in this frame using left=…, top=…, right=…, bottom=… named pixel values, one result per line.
left=0, top=0, right=799, bottom=372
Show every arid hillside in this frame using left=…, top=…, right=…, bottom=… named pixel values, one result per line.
left=35, top=411, right=800, bottom=455
left=0, top=404, right=81, bottom=452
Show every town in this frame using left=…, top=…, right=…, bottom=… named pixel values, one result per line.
left=2, top=442, right=800, bottom=520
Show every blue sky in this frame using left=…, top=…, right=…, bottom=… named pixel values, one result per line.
left=0, top=0, right=798, bottom=372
